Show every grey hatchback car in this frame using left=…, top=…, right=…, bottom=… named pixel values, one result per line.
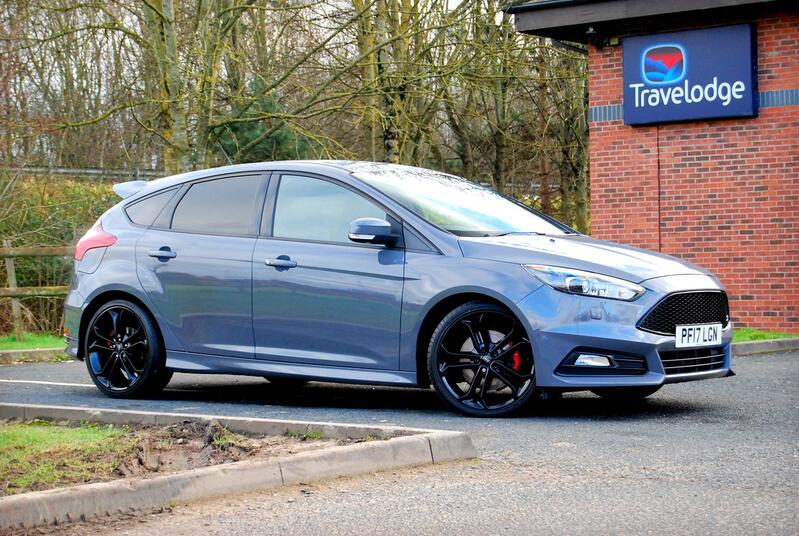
left=64, top=161, right=733, bottom=416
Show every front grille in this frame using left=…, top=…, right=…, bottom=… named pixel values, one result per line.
left=638, top=291, right=729, bottom=335
left=658, top=347, right=726, bottom=375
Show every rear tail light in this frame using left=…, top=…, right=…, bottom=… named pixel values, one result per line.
left=74, top=223, right=117, bottom=261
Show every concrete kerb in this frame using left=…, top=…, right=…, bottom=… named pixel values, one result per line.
left=0, top=403, right=433, bottom=439
left=732, top=338, right=799, bottom=356
left=0, top=347, right=66, bottom=364
left=0, top=403, right=478, bottom=530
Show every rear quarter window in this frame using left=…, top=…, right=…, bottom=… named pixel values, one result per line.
left=171, top=175, right=262, bottom=235
left=125, top=188, right=178, bottom=226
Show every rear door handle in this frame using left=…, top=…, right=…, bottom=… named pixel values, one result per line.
left=148, top=247, right=177, bottom=259
left=265, top=256, right=297, bottom=269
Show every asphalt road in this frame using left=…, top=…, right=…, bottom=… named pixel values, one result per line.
left=1, top=352, right=797, bottom=535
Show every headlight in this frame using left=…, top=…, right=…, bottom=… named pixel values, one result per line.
left=523, top=264, right=645, bottom=301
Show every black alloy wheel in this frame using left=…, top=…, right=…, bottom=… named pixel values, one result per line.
left=428, top=302, right=537, bottom=417
left=85, top=299, right=171, bottom=397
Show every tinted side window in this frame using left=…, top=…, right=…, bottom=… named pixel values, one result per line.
left=125, top=188, right=178, bottom=226
left=272, top=175, right=385, bottom=243
left=171, top=175, right=261, bottom=235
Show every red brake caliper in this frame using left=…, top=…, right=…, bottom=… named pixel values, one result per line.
left=512, top=351, right=522, bottom=372
left=507, top=340, right=522, bottom=372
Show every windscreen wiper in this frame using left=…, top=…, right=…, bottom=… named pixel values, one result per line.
left=492, top=231, right=548, bottom=237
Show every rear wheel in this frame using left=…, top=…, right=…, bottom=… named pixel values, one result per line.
left=427, top=302, right=537, bottom=417
left=84, top=299, right=170, bottom=398
left=590, top=386, right=661, bottom=399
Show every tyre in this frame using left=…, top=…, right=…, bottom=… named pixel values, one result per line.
left=151, top=369, right=174, bottom=391
left=590, top=386, right=661, bottom=399
left=263, top=376, right=308, bottom=388
left=427, top=302, right=537, bottom=417
left=84, top=299, right=170, bottom=398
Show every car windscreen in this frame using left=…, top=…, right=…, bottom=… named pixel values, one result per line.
left=351, top=165, right=571, bottom=237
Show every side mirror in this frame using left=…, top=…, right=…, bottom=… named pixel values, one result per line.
left=348, top=217, right=398, bottom=246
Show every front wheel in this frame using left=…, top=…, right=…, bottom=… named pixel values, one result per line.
left=84, top=299, right=169, bottom=398
left=427, top=302, right=537, bottom=417
left=590, top=386, right=661, bottom=399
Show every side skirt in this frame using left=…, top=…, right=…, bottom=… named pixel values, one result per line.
left=165, top=350, right=419, bottom=387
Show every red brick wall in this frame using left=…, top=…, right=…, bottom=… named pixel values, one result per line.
left=588, top=13, right=799, bottom=332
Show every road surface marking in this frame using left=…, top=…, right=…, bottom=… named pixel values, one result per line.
left=0, top=379, right=93, bottom=388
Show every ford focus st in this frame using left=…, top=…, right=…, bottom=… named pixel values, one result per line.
left=64, top=161, right=733, bottom=417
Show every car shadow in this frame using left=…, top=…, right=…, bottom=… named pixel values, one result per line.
left=523, top=394, right=718, bottom=421
left=159, top=380, right=439, bottom=411
left=153, top=378, right=717, bottom=421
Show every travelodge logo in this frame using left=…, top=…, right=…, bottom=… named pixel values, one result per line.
left=629, top=40, right=747, bottom=110
left=642, top=44, right=685, bottom=84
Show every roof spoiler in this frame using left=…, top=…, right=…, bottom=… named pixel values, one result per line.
left=112, top=180, right=148, bottom=199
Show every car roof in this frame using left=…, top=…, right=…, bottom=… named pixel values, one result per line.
left=125, top=160, right=423, bottom=199
left=121, top=160, right=383, bottom=201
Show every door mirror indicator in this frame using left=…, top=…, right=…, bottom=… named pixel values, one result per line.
left=348, top=218, right=398, bottom=246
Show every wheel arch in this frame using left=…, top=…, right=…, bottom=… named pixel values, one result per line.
left=78, top=288, right=166, bottom=363
left=413, top=290, right=531, bottom=387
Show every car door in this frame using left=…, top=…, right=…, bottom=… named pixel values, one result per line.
left=252, top=173, right=404, bottom=370
left=136, top=173, right=267, bottom=359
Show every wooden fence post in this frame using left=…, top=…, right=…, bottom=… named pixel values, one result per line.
left=2, top=239, right=24, bottom=341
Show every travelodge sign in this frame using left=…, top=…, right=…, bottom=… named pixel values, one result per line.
left=623, top=25, right=758, bottom=125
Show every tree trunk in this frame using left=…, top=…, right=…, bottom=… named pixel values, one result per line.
left=574, top=76, right=591, bottom=232
left=144, top=0, right=190, bottom=173
left=353, top=0, right=379, bottom=161
left=536, top=49, right=552, bottom=213
left=493, top=128, right=507, bottom=193
left=443, top=88, right=476, bottom=179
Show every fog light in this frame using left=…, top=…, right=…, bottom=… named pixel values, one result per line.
left=574, top=354, right=612, bottom=367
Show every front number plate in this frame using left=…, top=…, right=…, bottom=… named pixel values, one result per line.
left=675, top=323, right=723, bottom=348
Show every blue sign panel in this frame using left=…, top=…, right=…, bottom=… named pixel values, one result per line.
left=623, top=25, right=757, bottom=125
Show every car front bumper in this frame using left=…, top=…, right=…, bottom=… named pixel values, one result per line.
left=514, top=274, right=734, bottom=390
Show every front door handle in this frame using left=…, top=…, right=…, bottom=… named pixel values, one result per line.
left=265, top=256, right=297, bottom=269
left=148, top=247, right=177, bottom=260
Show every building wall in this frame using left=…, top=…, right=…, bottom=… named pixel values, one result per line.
left=588, top=13, right=799, bottom=331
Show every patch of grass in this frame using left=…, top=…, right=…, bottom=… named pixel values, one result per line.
left=356, top=434, right=385, bottom=443
left=285, top=429, right=324, bottom=441
left=0, top=332, right=64, bottom=351
left=211, top=429, right=242, bottom=448
left=734, top=328, right=797, bottom=342
left=0, top=420, right=137, bottom=495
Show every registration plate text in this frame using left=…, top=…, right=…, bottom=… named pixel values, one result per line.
left=675, top=323, right=722, bottom=348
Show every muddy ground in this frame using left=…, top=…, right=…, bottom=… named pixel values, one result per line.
left=1, top=419, right=342, bottom=496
